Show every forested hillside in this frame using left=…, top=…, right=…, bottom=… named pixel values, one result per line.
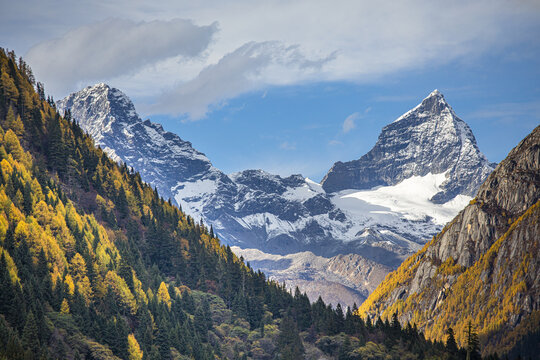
left=0, top=48, right=480, bottom=359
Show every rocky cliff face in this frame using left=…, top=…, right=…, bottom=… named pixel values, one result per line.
left=359, top=125, right=540, bottom=355
left=322, top=90, right=494, bottom=203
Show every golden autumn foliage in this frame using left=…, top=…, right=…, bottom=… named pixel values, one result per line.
left=127, top=333, right=143, bottom=360
left=105, top=271, right=137, bottom=315
left=157, top=281, right=171, bottom=309
left=60, top=298, right=70, bottom=314
left=0, top=247, right=19, bottom=284
left=64, top=274, right=75, bottom=296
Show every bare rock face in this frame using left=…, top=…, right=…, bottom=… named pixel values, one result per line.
left=359, top=125, right=540, bottom=355
left=231, top=247, right=392, bottom=308
left=321, top=90, right=494, bottom=203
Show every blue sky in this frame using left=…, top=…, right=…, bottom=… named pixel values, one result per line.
left=2, top=0, right=539, bottom=180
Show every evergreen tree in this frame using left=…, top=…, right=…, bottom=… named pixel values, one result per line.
left=466, top=321, right=481, bottom=360
left=446, top=327, right=458, bottom=354
left=156, top=323, right=171, bottom=360
left=335, top=303, right=345, bottom=333
left=21, top=311, right=40, bottom=355
left=277, top=314, right=304, bottom=360
left=46, top=115, right=66, bottom=174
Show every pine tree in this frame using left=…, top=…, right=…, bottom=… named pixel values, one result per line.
left=344, top=306, right=355, bottom=335
left=466, top=321, right=481, bottom=360
left=21, top=311, right=40, bottom=355
left=156, top=322, right=171, bottom=360
left=277, top=314, right=304, bottom=360
left=446, top=327, right=458, bottom=354
left=46, top=115, right=66, bottom=175
left=335, top=303, right=345, bottom=332
left=117, top=185, right=129, bottom=218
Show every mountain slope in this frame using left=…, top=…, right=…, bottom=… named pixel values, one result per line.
left=321, top=90, right=494, bottom=203
left=232, top=246, right=392, bottom=307
left=358, top=124, right=540, bottom=356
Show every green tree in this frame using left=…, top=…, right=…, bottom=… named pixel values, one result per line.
left=156, top=323, right=171, bottom=360
left=277, top=314, right=304, bottom=360
left=21, top=311, right=40, bottom=355
left=466, top=321, right=481, bottom=360
left=446, top=327, right=458, bottom=354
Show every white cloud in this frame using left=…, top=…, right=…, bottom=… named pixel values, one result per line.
left=328, top=140, right=344, bottom=146
left=151, top=41, right=333, bottom=119
left=279, top=141, right=296, bottom=151
left=25, top=18, right=217, bottom=96
left=342, top=112, right=359, bottom=133
left=6, top=0, right=539, bottom=116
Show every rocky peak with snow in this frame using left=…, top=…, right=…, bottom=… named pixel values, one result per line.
left=57, top=83, right=224, bottom=202
left=57, top=83, right=135, bottom=144
left=230, top=170, right=306, bottom=194
left=321, top=90, right=494, bottom=203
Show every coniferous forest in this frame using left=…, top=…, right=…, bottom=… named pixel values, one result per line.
left=0, top=48, right=523, bottom=359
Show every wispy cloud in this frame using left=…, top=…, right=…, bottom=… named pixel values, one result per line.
left=7, top=0, right=539, bottom=117
left=151, top=41, right=334, bottom=120
left=25, top=18, right=217, bottom=96
left=328, top=140, right=344, bottom=146
left=342, top=112, right=359, bottom=133
left=279, top=141, right=296, bottom=151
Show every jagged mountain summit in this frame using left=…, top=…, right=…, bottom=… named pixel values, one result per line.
left=58, top=85, right=493, bottom=306
left=322, top=90, right=494, bottom=203
left=359, top=125, right=540, bottom=356
left=57, top=83, right=229, bottom=203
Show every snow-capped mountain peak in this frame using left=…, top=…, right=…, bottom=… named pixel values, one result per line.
left=57, top=83, right=139, bottom=143
left=57, top=84, right=220, bottom=202
left=392, top=88, right=450, bottom=124
left=321, top=90, right=494, bottom=203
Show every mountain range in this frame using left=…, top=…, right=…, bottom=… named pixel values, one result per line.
left=57, top=85, right=494, bottom=306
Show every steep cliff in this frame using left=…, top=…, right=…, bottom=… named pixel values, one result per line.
left=358, top=125, right=540, bottom=355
